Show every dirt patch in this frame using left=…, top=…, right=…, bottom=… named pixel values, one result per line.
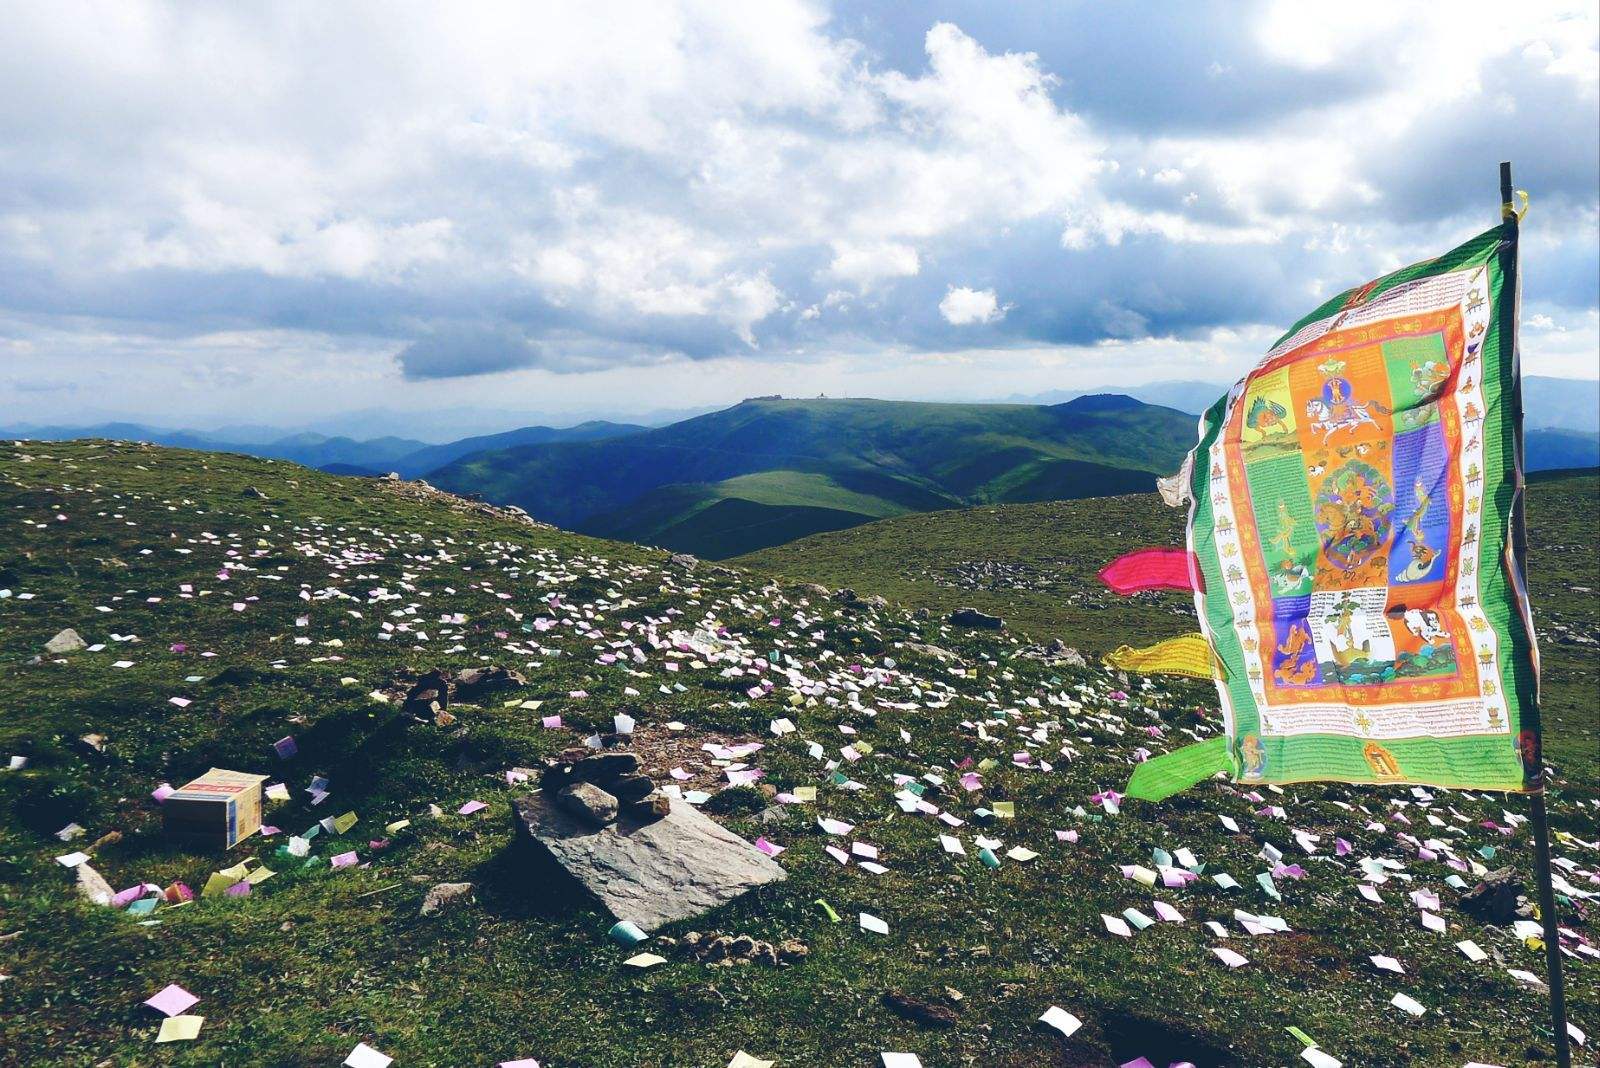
left=627, top=723, right=767, bottom=791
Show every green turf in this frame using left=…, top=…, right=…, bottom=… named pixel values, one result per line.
left=0, top=443, right=1593, bottom=1067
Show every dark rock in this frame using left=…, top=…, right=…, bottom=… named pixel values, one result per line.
left=454, top=666, right=526, bottom=700
left=777, top=938, right=809, bottom=963
left=1461, top=868, right=1525, bottom=925
left=404, top=669, right=451, bottom=711
left=864, top=594, right=888, bottom=609
left=241, top=486, right=268, bottom=499
left=611, top=774, right=655, bottom=802
left=948, top=607, right=1004, bottom=630
left=883, top=992, right=960, bottom=1029
left=574, top=752, right=639, bottom=781
left=510, top=790, right=785, bottom=931
left=419, top=881, right=474, bottom=916
left=556, top=782, right=619, bottom=826
left=45, top=628, right=87, bottom=654
left=832, top=588, right=858, bottom=602
left=541, top=763, right=578, bottom=792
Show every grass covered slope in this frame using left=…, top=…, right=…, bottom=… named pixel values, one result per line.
left=0, top=443, right=1595, bottom=1067
left=737, top=471, right=1600, bottom=791
left=429, top=395, right=1195, bottom=558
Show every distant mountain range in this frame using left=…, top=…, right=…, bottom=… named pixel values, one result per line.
left=1007, top=375, right=1600, bottom=434
left=0, top=420, right=645, bottom=478
left=426, top=394, right=1197, bottom=558
left=8, top=376, right=1594, bottom=559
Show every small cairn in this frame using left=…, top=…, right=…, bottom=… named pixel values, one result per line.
left=542, top=747, right=671, bottom=826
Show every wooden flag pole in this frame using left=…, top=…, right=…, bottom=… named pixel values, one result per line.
left=1501, top=159, right=1571, bottom=1068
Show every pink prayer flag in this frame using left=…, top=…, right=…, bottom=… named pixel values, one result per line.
left=331, top=850, right=359, bottom=868
left=1097, top=547, right=1201, bottom=596
left=457, top=800, right=488, bottom=815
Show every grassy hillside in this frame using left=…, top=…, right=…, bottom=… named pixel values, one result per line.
left=430, top=395, right=1196, bottom=558
left=0, top=444, right=1594, bottom=1067
left=738, top=470, right=1600, bottom=788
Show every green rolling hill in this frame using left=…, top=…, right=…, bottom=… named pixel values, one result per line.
left=430, top=394, right=1196, bottom=557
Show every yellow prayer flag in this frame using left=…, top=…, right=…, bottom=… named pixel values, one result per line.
left=1102, top=633, right=1220, bottom=681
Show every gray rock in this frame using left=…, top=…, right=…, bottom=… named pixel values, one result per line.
left=512, top=791, right=785, bottom=931
left=800, top=583, right=830, bottom=598
left=419, top=881, right=474, bottom=916
left=948, top=606, right=1004, bottom=630
left=1460, top=868, right=1526, bottom=925
left=1046, top=639, right=1087, bottom=667
left=670, top=552, right=699, bottom=572
left=45, top=628, right=88, bottom=654
left=75, top=862, right=114, bottom=906
left=557, top=782, right=619, bottom=826
left=904, top=642, right=961, bottom=663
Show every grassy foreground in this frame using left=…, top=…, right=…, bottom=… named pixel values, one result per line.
left=0, top=443, right=1594, bottom=1067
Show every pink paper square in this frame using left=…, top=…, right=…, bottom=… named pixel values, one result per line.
left=144, top=984, right=198, bottom=1017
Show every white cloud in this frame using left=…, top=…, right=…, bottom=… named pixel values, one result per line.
left=826, top=241, right=921, bottom=288
left=0, top=1, right=1593, bottom=412
left=939, top=286, right=1006, bottom=325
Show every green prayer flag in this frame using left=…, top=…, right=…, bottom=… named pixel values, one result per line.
left=1139, top=218, right=1540, bottom=797
left=1125, top=737, right=1230, bottom=801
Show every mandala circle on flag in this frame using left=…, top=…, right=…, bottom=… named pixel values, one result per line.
left=1313, top=460, right=1393, bottom=571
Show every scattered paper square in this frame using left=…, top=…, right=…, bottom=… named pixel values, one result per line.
left=144, top=983, right=199, bottom=1017
left=1038, top=1005, right=1082, bottom=1037
left=155, top=1015, right=204, bottom=1043
left=344, top=1042, right=394, bottom=1068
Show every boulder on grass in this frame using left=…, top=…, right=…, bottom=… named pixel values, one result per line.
left=511, top=791, right=785, bottom=931
left=45, top=629, right=87, bottom=654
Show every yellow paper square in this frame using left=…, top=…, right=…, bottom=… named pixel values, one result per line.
left=156, top=1015, right=204, bottom=1043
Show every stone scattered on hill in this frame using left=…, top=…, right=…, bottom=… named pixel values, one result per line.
left=419, top=881, right=474, bottom=917
left=389, top=665, right=526, bottom=717
left=511, top=791, right=785, bottom=931
left=882, top=991, right=961, bottom=1029
left=670, top=552, right=699, bottom=572
left=675, top=930, right=808, bottom=967
left=903, top=641, right=961, bottom=663
left=947, top=606, right=1004, bottom=629
left=1460, top=868, right=1530, bottom=925
left=74, top=862, right=114, bottom=907
left=241, top=486, right=268, bottom=499
left=556, top=782, right=619, bottom=826
left=44, top=628, right=87, bottom=653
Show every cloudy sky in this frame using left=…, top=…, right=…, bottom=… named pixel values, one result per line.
left=2, top=1, right=1596, bottom=432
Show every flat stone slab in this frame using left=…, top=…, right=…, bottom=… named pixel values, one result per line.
left=511, top=792, right=785, bottom=931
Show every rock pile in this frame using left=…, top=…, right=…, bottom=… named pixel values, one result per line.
left=673, top=930, right=808, bottom=968
left=390, top=665, right=527, bottom=724
left=542, top=748, right=671, bottom=825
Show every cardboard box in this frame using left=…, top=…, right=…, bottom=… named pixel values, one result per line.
left=163, top=768, right=269, bottom=849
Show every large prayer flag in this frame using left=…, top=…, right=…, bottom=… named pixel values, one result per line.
left=1132, top=219, right=1539, bottom=795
